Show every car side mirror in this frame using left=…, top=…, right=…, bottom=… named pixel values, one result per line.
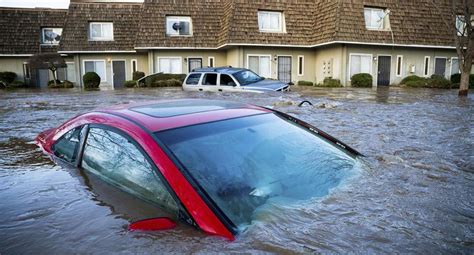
left=128, top=217, right=176, bottom=231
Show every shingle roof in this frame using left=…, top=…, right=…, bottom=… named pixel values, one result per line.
left=0, top=7, right=67, bottom=54
left=59, top=2, right=142, bottom=52
left=334, top=0, right=461, bottom=47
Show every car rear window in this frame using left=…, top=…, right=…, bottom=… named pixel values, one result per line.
left=185, top=73, right=201, bottom=85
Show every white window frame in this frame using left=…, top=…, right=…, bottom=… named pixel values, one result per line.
left=208, top=56, right=215, bottom=67
left=131, top=59, right=138, bottom=74
left=396, top=55, right=403, bottom=77
left=157, top=57, right=182, bottom=74
left=82, top=59, right=107, bottom=82
left=348, top=53, right=373, bottom=79
left=41, top=27, right=62, bottom=45
left=258, top=11, right=285, bottom=33
left=89, top=22, right=114, bottom=41
left=187, top=57, right=203, bottom=73
left=364, top=7, right=389, bottom=30
left=246, top=54, right=272, bottom=78
left=434, top=57, right=448, bottom=77
left=165, top=16, right=193, bottom=36
left=297, top=55, right=304, bottom=76
left=423, top=56, right=431, bottom=77
left=449, top=57, right=460, bottom=77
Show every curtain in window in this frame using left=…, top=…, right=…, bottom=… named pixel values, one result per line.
left=350, top=55, right=372, bottom=77
left=67, top=63, right=76, bottom=82
left=159, top=58, right=182, bottom=74
left=248, top=56, right=271, bottom=78
left=451, top=59, right=460, bottom=75
left=84, top=61, right=106, bottom=81
left=90, top=24, right=101, bottom=38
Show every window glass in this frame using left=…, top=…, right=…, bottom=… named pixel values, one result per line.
left=424, top=57, right=430, bottom=76
left=166, top=16, right=192, bottom=36
left=258, top=11, right=283, bottom=32
left=53, top=126, right=83, bottom=163
left=298, top=56, right=304, bottom=76
left=84, top=60, right=106, bottom=81
left=234, top=70, right=263, bottom=86
left=202, top=73, right=217, bottom=85
left=81, top=127, right=179, bottom=213
left=42, top=28, right=62, bottom=44
left=158, top=58, right=182, bottom=74
left=156, top=113, right=357, bottom=227
left=350, top=55, right=372, bottom=78
left=220, top=74, right=236, bottom=86
left=451, top=58, right=460, bottom=75
left=89, top=22, right=113, bottom=40
left=188, top=58, right=202, bottom=72
left=66, top=63, right=76, bottom=82
left=185, top=73, right=202, bottom=85
left=248, top=56, right=271, bottom=78
left=208, top=57, right=215, bottom=67
left=364, top=8, right=387, bottom=30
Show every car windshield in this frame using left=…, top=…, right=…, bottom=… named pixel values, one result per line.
left=155, top=113, right=358, bottom=229
left=233, top=70, right=264, bottom=85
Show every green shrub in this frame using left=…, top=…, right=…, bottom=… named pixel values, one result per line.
left=124, top=80, right=137, bottom=88
left=400, top=75, right=427, bottom=87
left=450, top=73, right=474, bottom=89
left=83, top=72, right=100, bottom=89
left=150, top=78, right=182, bottom=87
left=429, top=75, right=452, bottom=89
left=140, top=73, right=187, bottom=87
left=297, top=80, right=313, bottom=86
left=133, top=71, right=145, bottom=81
left=10, top=80, right=25, bottom=88
left=48, top=80, right=74, bottom=88
left=0, top=72, right=17, bottom=84
left=351, top=73, right=373, bottom=87
left=316, top=78, right=342, bottom=87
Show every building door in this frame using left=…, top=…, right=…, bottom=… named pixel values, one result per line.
left=38, top=69, right=49, bottom=88
left=434, top=58, right=447, bottom=77
left=377, top=56, right=391, bottom=86
left=112, top=60, right=126, bottom=89
left=278, top=56, right=292, bottom=83
left=188, top=58, right=202, bottom=72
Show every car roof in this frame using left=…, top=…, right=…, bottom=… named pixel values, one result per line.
left=95, top=99, right=272, bottom=132
left=191, top=66, right=247, bottom=75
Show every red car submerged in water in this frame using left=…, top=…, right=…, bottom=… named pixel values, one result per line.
left=36, top=99, right=361, bottom=240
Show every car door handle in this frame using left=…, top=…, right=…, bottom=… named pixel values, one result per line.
left=199, top=88, right=203, bottom=91
left=218, top=89, right=223, bottom=92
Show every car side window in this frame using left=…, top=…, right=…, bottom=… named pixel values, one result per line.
left=220, top=74, right=236, bottom=86
left=202, top=73, right=217, bottom=85
left=52, top=126, right=83, bottom=163
left=185, top=73, right=201, bottom=85
left=81, top=127, right=179, bottom=214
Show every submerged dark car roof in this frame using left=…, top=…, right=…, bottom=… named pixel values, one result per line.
left=191, top=66, right=247, bottom=75
left=97, top=99, right=272, bottom=132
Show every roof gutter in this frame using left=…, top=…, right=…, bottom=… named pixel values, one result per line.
left=134, top=41, right=457, bottom=50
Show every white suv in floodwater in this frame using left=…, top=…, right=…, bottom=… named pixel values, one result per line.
left=182, top=66, right=290, bottom=93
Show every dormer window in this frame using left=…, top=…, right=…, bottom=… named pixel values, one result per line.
left=258, top=11, right=285, bottom=33
left=41, top=28, right=62, bottom=44
left=364, top=7, right=390, bottom=30
left=166, top=16, right=192, bottom=36
left=89, top=22, right=114, bottom=41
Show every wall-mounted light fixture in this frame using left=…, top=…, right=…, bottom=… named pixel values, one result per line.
left=107, top=57, right=111, bottom=63
left=184, top=57, right=187, bottom=62
left=373, top=57, right=378, bottom=61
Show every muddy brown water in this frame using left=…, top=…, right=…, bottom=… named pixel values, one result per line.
left=0, top=87, right=473, bottom=254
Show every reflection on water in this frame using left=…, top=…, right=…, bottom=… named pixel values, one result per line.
left=0, top=87, right=473, bottom=253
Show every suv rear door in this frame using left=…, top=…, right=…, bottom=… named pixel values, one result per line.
left=201, top=73, right=219, bottom=92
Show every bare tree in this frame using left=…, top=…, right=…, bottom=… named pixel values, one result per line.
left=432, top=0, right=473, bottom=96
left=28, top=53, right=67, bottom=87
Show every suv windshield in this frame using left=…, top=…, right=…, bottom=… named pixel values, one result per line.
left=155, top=113, right=358, bottom=228
left=233, top=70, right=264, bottom=85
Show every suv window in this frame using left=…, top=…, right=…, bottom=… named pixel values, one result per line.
left=185, top=73, right=201, bottom=85
left=220, top=74, right=236, bottom=86
left=81, top=127, right=179, bottom=214
left=52, top=126, right=83, bottom=163
left=202, top=73, right=217, bottom=85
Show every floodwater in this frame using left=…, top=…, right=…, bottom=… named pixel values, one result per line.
left=0, top=87, right=473, bottom=254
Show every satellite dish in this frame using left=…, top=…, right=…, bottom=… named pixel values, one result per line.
left=172, top=22, right=181, bottom=31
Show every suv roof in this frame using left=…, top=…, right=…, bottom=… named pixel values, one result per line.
left=191, top=66, right=247, bottom=75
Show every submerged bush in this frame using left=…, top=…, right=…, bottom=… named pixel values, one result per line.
left=401, top=75, right=452, bottom=89
left=124, top=80, right=137, bottom=88
left=450, top=73, right=461, bottom=84
left=83, top=72, right=100, bottom=89
left=316, top=78, right=342, bottom=87
left=429, top=75, right=452, bottom=89
left=0, top=72, right=17, bottom=84
left=140, top=73, right=187, bottom=87
left=351, top=73, right=372, bottom=87
left=149, top=78, right=182, bottom=87
left=48, top=80, right=74, bottom=88
left=132, top=71, right=145, bottom=81
left=297, top=80, right=313, bottom=86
